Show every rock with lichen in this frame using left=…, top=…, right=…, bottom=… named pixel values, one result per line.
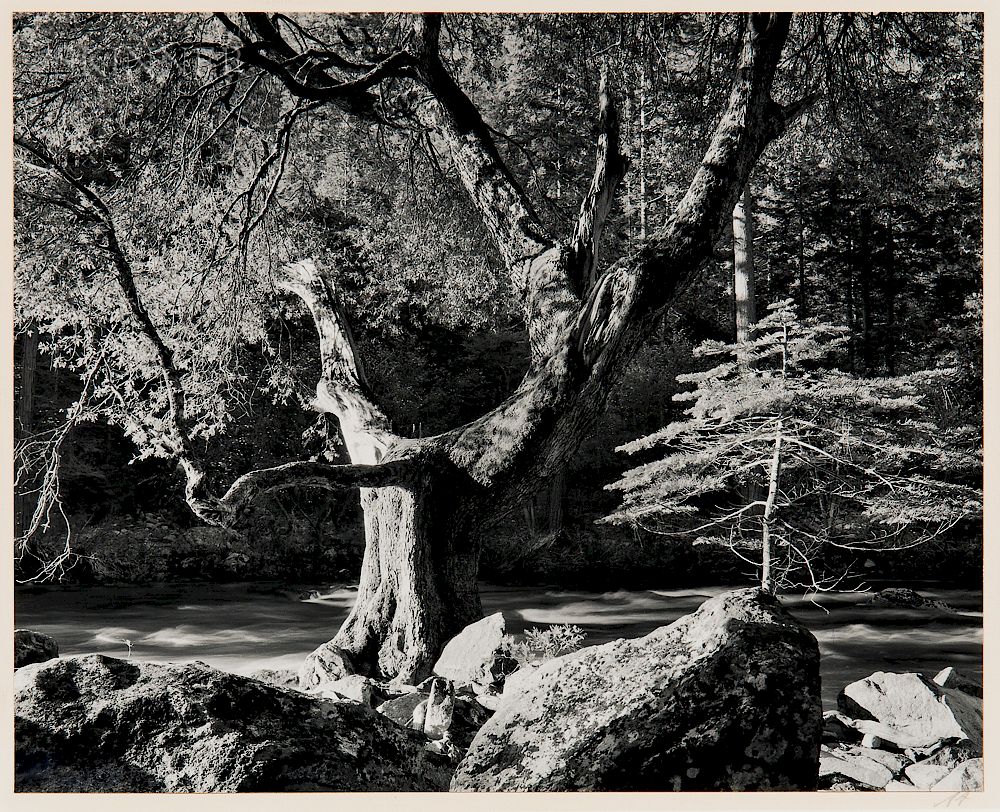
left=452, top=588, right=822, bottom=791
left=14, top=629, right=59, bottom=669
left=15, top=654, right=452, bottom=792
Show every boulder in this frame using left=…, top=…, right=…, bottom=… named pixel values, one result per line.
left=433, top=613, right=516, bottom=688
left=843, top=719, right=905, bottom=751
left=903, top=761, right=952, bottom=790
left=298, top=640, right=354, bottom=690
left=855, top=746, right=909, bottom=774
left=500, top=663, right=542, bottom=701
left=14, top=630, right=58, bottom=669
left=934, top=666, right=982, bottom=698
left=865, top=588, right=953, bottom=611
left=452, top=588, right=822, bottom=791
left=378, top=693, right=426, bottom=728
left=15, top=654, right=452, bottom=792
left=412, top=678, right=454, bottom=741
left=248, top=668, right=300, bottom=691
left=819, top=745, right=895, bottom=789
left=315, top=674, right=383, bottom=706
left=932, top=758, right=984, bottom=791
left=473, top=693, right=503, bottom=713
left=447, top=696, right=492, bottom=751
left=861, top=733, right=888, bottom=750
left=838, top=672, right=981, bottom=752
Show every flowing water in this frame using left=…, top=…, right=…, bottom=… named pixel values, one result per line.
left=14, top=582, right=982, bottom=709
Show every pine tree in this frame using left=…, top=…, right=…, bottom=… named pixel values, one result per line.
left=604, top=300, right=980, bottom=593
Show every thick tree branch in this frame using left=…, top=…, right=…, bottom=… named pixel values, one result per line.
left=15, top=137, right=194, bottom=462
left=568, top=67, right=628, bottom=295
left=276, top=259, right=397, bottom=464
left=410, top=14, right=592, bottom=369
left=409, top=14, right=551, bottom=269
left=187, top=458, right=417, bottom=527
left=220, top=13, right=584, bottom=368
left=215, top=12, right=414, bottom=123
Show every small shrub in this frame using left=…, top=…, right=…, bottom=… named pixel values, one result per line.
left=504, top=624, right=587, bottom=666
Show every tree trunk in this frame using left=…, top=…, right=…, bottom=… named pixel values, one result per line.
left=846, top=235, right=856, bottom=373
left=797, top=163, right=808, bottom=317
left=884, top=212, right=897, bottom=375
left=548, top=467, right=566, bottom=534
left=733, top=185, right=757, bottom=344
left=289, top=13, right=801, bottom=679
left=16, top=325, right=39, bottom=535
left=761, top=421, right=783, bottom=594
left=858, top=208, right=875, bottom=375
left=734, top=186, right=761, bottom=534
left=638, top=22, right=649, bottom=243
left=330, top=479, right=484, bottom=682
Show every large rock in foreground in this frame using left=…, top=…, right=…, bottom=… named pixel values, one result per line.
left=433, top=612, right=516, bottom=688
left=15, top=630, right=59, bottom=669
left=452, top=588, right=822, bottom=791
left=16, top=655, right=452, bottom=792
left=838, top=672, right=982, bottom=752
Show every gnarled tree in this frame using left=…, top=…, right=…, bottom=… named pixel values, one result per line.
left=16, top=11, right=813, bottom=682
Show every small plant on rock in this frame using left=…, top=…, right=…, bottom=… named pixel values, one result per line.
left=505, top=624, right=587, bottom=667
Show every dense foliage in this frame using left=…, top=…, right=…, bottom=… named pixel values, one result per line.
left=13, top=12, right=982, bottom=587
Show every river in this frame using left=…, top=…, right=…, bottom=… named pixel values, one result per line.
left=14, top=582, right=982, bottom=709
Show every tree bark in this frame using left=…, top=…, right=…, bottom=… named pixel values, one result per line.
left=638, top=20, right=649, bottom=243
left=884, top=211, right=897, bottom=375
left=733, top=185, right=757, bottom=344
left=760, top=420, right=783, bottom=595
left=797, top=162, right=808, bottom=317
left=548, top=468, right=566, bottom=534
left=858, top=208, right=875, bottom=375
left=331, top=473, right=484, bottom=682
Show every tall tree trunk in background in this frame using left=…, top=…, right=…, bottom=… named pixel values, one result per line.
left=638, top=18, right=649, bottom=242
left=734, top=185, right=762, bottom=552
left=858, top=208, right=875, bottom=375
left=733, top=185, right=757, bottom=344
left=797, top=164, right=808, bottom=317
left=884, top=212, right=897, bottom=375
left=523, top=501, right=538, bottom=538
left=846, top=234, right=856, bottom=374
